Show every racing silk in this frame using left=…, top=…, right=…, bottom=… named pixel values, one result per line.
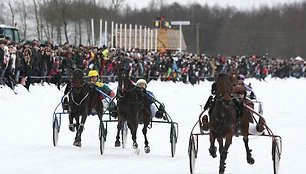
left=242, top=82, right=256, bottom=99
left=146, top=90, right=156, bottom=103
left=95, top=81, right=115, bottom=98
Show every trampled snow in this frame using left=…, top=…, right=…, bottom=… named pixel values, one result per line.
left=0, top=77, right=304, bottom=174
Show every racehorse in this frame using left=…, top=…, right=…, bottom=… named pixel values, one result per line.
left=67, top=69, right=104, bottom=147
left=208, top=73, right=254, bottom=174
left=115, top=65, right=151, bottom=153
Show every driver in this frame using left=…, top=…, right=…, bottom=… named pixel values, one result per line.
left=233, top=84, right=265, bottom=134
left=136, top=79, right=165, bottom=119
left=88, top=70, right=117, bottom=117
left=201, top=81, right=265, bottom=135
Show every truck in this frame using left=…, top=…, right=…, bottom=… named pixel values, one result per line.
left=0, top=24, right=21, bottom=43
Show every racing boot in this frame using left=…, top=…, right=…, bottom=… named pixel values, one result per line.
left=111, top=109, right=118, bottom=118
left=155, top=104, right=165, bottom=119
left=256, top=117, right=266, bottom=132
left=155, top=110, right=164, bottom=119
left=109, top=102, right=118, bottom=118
left=201, top=115, right=209, bottom=131
left=62, top=96, right=69, bottom=111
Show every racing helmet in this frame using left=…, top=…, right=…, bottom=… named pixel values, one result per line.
left=238, top=74, right=245, bottom=81
left=88, top=70, right=99, bottom=77
left=136, top=79, right=147, bottom=87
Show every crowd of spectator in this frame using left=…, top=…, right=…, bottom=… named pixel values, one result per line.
left=1, top=38, right=306, bottom=91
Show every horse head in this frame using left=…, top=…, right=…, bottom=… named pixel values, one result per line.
left=71, top=69, right=84, bottom=88
left=117, top=63, right=134, bottom=95
left=215, top=73, right=233, bottom=101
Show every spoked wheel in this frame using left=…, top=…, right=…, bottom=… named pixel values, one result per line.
left=272, top=137, right=282, bottom=174
left=188, top=135, right=197, bottom=174
left=170, top=123, right=178, bottom=157
left=121, top=122, right=128, bottom=149
left=99, top=121, right=106, bottom=155
left=52, top=117, right=60, bottom=146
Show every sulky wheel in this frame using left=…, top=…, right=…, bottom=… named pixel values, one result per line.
left=188, top=135, right=196, bottom=174
left=121, top=122, right=128, bottom=149
left=272, top=137, right=282, bottom=174
left=99, top=121, right=106, bottom=155
left=52, top=117, right=60, bottom=147
left=170, top=123, right=178, bottom=157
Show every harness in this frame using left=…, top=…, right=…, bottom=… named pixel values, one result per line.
left=70, top=83, right=90, bottom=106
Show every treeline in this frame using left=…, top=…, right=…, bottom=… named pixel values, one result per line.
left=2, top=0, right=306, bottom=58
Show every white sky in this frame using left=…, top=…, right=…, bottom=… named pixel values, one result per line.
left=1, top=77, right=305, bottom=173
left=128, top=0, right=305, bottom=10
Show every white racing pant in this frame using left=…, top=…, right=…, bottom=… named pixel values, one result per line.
left=249, top=123, right=263, bottom=135
left=150, top=103, right=158, bottom=118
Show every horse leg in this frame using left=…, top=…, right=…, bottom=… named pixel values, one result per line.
left=128, top=122, right=138, bottom=149
left=218, top=135, right=232, bottom=174
left=217, top=137, right=224, bottom=155
left=73, top=115, right=86, bottom=147
left=241, top=112, right=255, bottom=164
left=209, top=132, right=217, bottom=158
left=243, top=137, right=255, bottom=164
left=129, top=122, right=138, bottom=149
left=68, top=113, right=75, bottom=132
left=142, top=123, right=150, bottom=153
left=115, top=121, right=123, bottom=147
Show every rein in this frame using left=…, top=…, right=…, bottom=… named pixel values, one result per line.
left=122, top=85, right=138, bottom=93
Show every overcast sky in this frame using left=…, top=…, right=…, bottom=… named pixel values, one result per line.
left=128, top=0, right=305, bottom=10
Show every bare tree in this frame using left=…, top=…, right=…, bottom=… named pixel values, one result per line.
left=110, top=0, right=125, bottom=11
left=0, top=1, right=5, bottom=24
left=62, top=2, right=69, bottom=43
left=16, top=0, right=28, bottom=40
left=7, top=0, right=15, bottom=26
left=33, top=0, right=41, bottom=40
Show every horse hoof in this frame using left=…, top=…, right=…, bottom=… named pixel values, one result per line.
left=144, top=146, right=150, bottom=153
left=209, top=147, right=217, bottom=158
left=69, top=124, right=75, bottom=132
left=134, top=148, right=140, bottom=155
left=210, top=153, right=217, bottom=158
left=133, top=143, right=138, bottom=149
left=73, top=141, right=82, bottom=147
left=247, top=157, right=255, bottom=164
left=115, top=141, right=121, bottom=147
left=219, top=168, right=225, bottom=174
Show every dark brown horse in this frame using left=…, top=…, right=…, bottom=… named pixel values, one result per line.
left=208, top=73, right=254, bottom=174
left=115, top=66, right=151, bottom=153
left=67, top=69, right=104, bottom=147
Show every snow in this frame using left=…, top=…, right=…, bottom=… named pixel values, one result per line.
left=1, top=77, right=305, bottom=174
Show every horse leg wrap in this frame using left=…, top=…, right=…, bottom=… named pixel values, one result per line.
left=78, top=123, right=84, bottom=133
left=219, top=150, right=228, bottom=173
left=243, top=138, right=255, bottom=164
left=220, top=150, right=228, bottom=162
